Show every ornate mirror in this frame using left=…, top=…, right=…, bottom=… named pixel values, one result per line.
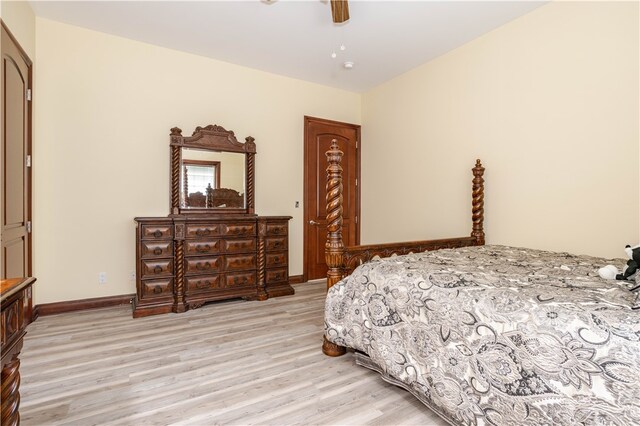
left=170, top=125, right=256, bottom=215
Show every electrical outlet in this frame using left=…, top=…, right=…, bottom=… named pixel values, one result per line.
left=295, top=201, right=299, bottom=208
left=98, top=272, right=107, bottom=284
left=129, top=271, right=136, bottom=281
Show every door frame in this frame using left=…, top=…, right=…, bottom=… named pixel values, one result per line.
left=1, top=20, right=33, bottom=278
left=302, top=115, right=361, bottom=283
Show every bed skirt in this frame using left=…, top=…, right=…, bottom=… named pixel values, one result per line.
left=354, top=351, right=457, bottom=426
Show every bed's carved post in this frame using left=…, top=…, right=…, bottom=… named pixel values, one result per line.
left=324, top=140, right=346, bottom=289
left=323, top=139, right=347, bottom=357
left=471, top=159, right=485, bottom=246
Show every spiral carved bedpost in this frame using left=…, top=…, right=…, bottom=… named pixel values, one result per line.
left=322, top=140, right=347, bottom=357
left=170, top=127, right=183, bottom=215
left=471, top=159, right=485, bottom=246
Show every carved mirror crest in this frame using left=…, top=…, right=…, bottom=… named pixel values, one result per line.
left=170, top=125, right=256, bottom=215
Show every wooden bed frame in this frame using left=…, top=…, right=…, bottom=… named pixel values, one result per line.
left=321, top=140, right=486, bottom=356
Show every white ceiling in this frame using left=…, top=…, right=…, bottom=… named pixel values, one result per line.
left=29, top=0, right=546, bottom=92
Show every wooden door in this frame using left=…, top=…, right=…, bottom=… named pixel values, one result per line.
left=304, top=116, right=360, bottom=281
left=1, top=23, right=32, bottom=279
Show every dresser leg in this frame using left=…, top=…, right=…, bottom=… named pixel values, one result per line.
left=1, top=357, right=21, bottom=426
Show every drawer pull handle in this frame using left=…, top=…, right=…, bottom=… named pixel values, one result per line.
left=196, top=245, right=211, bottom=253
left=273, top=241, right=281, bottom=248
left=272, top=228, right=280, bottom=234
left=154, top=266, right=163, bottom=273
left=196, top=229, right=211, bottom=236
left=153, top=230, right=163, bottom=238
left=274, top=257, right=281, bottom=264
left=196, top=280, right=211, bottom=289
left=153, top=285, right=163, bottom=294
left=233, top=276, right=249, bottom=285
left=153, top=248, right=163, bottom=255
left=196, top=262, right=211, bottom=270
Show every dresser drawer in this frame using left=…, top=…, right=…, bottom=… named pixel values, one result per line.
left=186, top=224, right=221, bottom=239
left=141, top=224, right=172, bottom=240
left=225, top=253, right=257, bottom=271
left=185, top=256, right=222, bottom=275
left=141, top=241, right=173, bottom=258
left=141, top=259, right=174, bottom=277
left=186, top=275, right=223, bottom=293
left=265, top=236, right=287, bottom=251
left=222, top=223, right=256, bottom=237
left=266, top=268, right=288, bottom=284
left=140, top=278, right=173, bottom=300
left=266, top=252, right=287, bottom=268
left=186, top=240, right=221, bottom=256
left=224, top=238, right=256, bottom=254
left=225, top=271, right=256, bottom=288
left=266, top=223, right=288, bottom=236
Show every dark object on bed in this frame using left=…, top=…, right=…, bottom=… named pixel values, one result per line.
left=616, top=244, right=640, bottom=282
left=322, top=139, right=485, bottom=356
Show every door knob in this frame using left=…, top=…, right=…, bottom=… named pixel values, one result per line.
left=309, top=220, right=319, bottom=225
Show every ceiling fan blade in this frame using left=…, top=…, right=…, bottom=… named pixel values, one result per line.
left=330, top=0, right=350, bottom=23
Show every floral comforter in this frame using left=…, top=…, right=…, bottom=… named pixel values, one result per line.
left=324, top=245, right=640, bottom=426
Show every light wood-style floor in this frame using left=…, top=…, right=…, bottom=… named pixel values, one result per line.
left=20, top=281, right=447, bottom=425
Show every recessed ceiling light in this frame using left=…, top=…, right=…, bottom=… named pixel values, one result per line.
left=343, top=61, right=354, bottom=69
left=340, top=45, right=346, bottom=51
left=331, top=52, right=337, bottom=59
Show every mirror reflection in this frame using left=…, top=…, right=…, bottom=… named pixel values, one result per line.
left=181, top=148, right=246, bottom=209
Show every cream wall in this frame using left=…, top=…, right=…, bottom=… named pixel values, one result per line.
left=361, top=1, right=639, bottom=259
left=34, top=18, right=360, bottom=304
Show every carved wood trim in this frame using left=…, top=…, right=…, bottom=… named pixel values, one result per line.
left=325, top=140, right=345, bottom=290
left=342, top=237, right=477, bottom=277
left=171, top=124, right=256, bottom=153
left=173, top=240, right=187, bottom=313
left=256, top=220, right=268, bottom=301
left=1, top=358, right=20, bottom=426
left=169, top=125, right=256, bottom=216
left=170, top=141, right=181, bottom=215
left=471, top=159, right=485, bottom=245
left=246, top=152, right=255, bottom=215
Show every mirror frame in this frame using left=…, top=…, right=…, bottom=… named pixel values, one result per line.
left=169, top=125, right=256, bottom=215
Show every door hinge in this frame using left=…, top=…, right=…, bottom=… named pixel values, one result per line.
left=26, top=89, right=32, bottom=102
left=26, top=155, right=32, bottom=167
left=26, top=221, right=32, bottom=233
left=355, top=216, right=358, bottom=224
left=356, top=140, right=358, bottom=149
left=355, top=178, right=358, bottom=186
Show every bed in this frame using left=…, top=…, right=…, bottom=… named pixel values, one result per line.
left=321, top=141, right=640, bottom=426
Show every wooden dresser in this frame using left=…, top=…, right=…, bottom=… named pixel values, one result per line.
left=1, top=277, right=36, bottom=426
left=134, top=124, right=295, bottom=317
left=133, top=215, right=293, bottom=317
